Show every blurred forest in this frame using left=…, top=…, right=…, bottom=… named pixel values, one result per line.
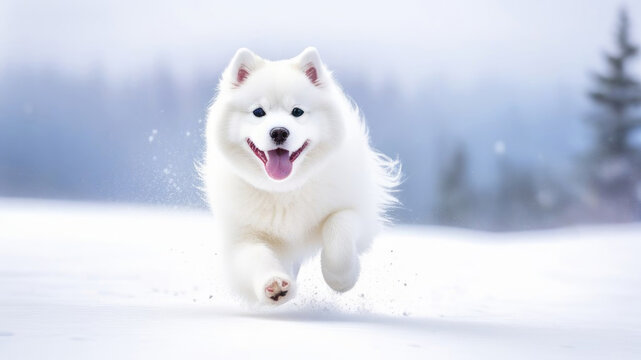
left=436, top=9, right=641, bottom=230
left=0, top=9, right=640, bottom=231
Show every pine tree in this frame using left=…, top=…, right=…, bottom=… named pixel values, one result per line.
left=588, top=8, right=641, bottom=155
left=584, top=8, right=641, bottom=221
left=435, top=145, right=473, bottom=226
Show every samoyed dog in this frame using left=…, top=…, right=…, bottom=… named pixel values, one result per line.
left=203, top=47, right=400, bottom=305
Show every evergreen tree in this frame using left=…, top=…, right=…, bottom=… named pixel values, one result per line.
left=584, top=8, right=641, bottom=221
left=435, top=145, right=473, bottom=226
left=588, top=8, right=641, bottom=155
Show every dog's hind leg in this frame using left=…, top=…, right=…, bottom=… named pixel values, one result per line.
left=320, top=210, right=361, bottom=292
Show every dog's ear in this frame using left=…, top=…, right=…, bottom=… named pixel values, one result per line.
left=296, top=47, right=325, bottom=87
left=224, top=48, right=261, bottom=88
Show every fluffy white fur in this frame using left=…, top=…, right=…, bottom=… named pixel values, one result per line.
left=203, top=47, right=400, bottom=305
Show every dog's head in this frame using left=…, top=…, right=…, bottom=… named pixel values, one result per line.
left=207, top=48, right=346, bottom=191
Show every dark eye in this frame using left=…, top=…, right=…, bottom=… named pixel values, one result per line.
left=291, top=107, right=304, bottom=117
left=252, top=108, right=266, bottom=117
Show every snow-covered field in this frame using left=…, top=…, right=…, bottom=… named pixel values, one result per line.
left=1, top=199, right=640, bottom=359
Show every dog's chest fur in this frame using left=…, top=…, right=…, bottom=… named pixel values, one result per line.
left=218, top=174, right=343, bottom=248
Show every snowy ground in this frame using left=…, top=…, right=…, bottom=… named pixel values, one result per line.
left=0, top=199, right=640, bottom=359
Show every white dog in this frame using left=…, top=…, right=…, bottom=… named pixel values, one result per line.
left=203, top=47, right=400, bottom=305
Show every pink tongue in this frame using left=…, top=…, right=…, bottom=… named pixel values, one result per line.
left=266, top=149, right=292, bottom=180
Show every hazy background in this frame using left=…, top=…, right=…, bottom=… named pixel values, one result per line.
left=1, top=0, right=640, bottom=230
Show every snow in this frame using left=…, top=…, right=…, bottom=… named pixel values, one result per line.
left=148, top=129, right=158, bottom=143
left=1, top=199, right=640, bottom=359
left=493, top=140, right=506, bottom=155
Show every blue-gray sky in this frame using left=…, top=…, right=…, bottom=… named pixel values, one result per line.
left=1, top=0, right=639, bottom=89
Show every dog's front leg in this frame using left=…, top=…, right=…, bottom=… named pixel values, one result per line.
left=320, top=210, right=361, bottom=292
left=227, top=241, right=294, bottom=305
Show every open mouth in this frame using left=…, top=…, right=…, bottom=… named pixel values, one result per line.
left=247, top=138, right=309, bottom=180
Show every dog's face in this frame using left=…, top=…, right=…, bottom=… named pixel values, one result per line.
left=208, top=48, right=346, bottom=192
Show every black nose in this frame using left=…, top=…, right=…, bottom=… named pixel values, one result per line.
left=270, top=127, right=289, bottom=145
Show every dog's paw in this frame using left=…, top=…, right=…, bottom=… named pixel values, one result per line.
left=261, top=276, right=293, bottom=304
left=321, top=255, right=360, bottom=292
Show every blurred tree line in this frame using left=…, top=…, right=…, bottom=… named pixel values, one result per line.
left=435, top=9, right=641, bottom=230
left=0, top=9, right=640, bottom=231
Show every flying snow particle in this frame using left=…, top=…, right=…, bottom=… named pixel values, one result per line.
left=148, top=129, right=158, bottom=143
left=186, top=131, right=191, bottom=137
left=494, top=141, right=506, bottom=155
